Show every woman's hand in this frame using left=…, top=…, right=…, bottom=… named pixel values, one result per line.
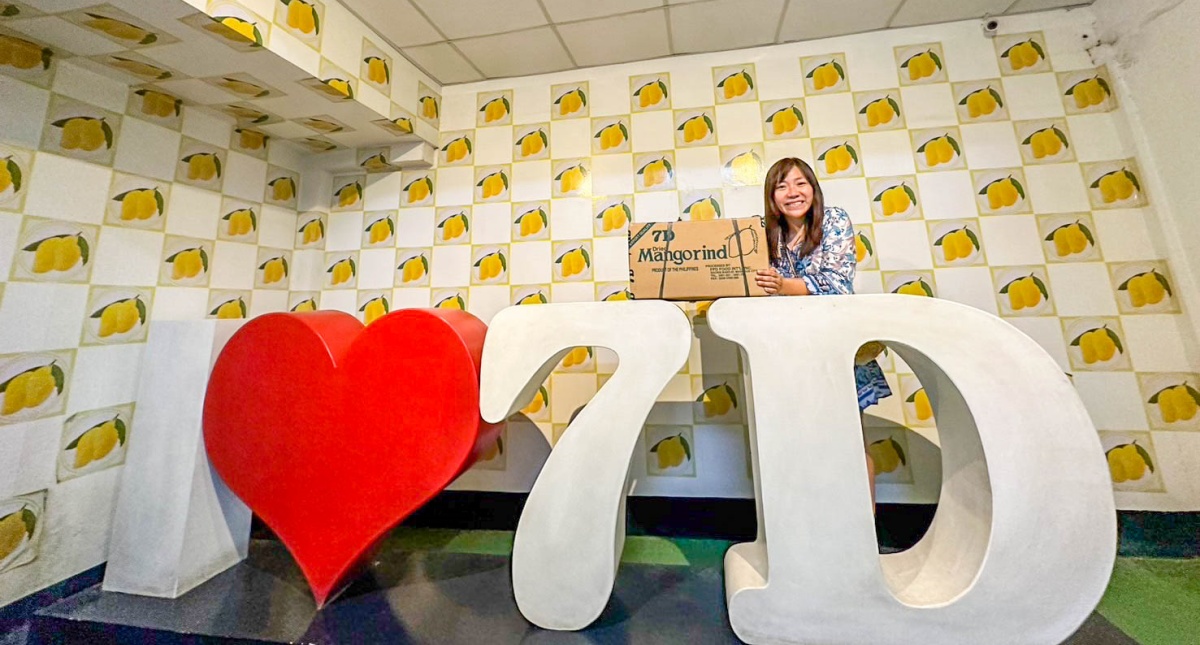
left=756, top=268, right=785, bottom=295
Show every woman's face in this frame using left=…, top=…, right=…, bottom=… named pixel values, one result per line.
left=773, top=166, right=814, bottom=220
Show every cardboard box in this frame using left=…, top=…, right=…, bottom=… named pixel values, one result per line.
left=628, top=217, right=770, bottom=301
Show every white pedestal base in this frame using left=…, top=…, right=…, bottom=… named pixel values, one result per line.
left=102, top=321, right=251, bottom=598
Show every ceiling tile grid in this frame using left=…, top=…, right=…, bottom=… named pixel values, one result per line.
left=340, top=0, right=1093, bottom=85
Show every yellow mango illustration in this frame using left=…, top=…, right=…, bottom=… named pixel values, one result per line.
left=1047, top=222, right=1091, bottom=257
left=360, top=297, right=389, bottom=325
left=518, top=292, right=548, bottom=306
left=1106, top=442, right=1153, bottom=483
left=167, top=247, right=207, bottom=280
left=1068, top=77, right=1110, bottom=109
left=868, top=437, right=907, bottom=474
left=183, top=153, right=220, bottom=181
left=1004, top=275, right=1045, bottom=311
left=298, top=218, right=324, bottom=244
left=557, top=247, right=589, bottom=278
left=27, top=235, right=86, bottom=274
left=478, top=171, right=507, bottom=199
left=443, top=137, right=471, bottom=163
left=685, top=197, right=720, bottom=222
left=291, top=298, right=317, bottom=312
left=680, top=114, right=712, bottom=143
left=94, top=297, right=144, bottom=338
left=54, top=117, right=111, bottom=152
left=1004, top=40, right=1043, bottom=71
left=475, top=252, right=505, bottom=281
left=420, top=96, right=439, bottom=119
left=1, top=363, right=62, bottom=416
left=809, top=61, right=842, bottom=90
left=767, top=105, right=803, bottom=135
left=211, top=298, right=246, bottom=319
left=1095, top=170, right=1138, bottom=204
left=365, top=57, right=388, bottom=84
left=719, top=70, right=752, bottom=100
left=223, top=208, right=256, bottom=237
left=237, top=129, right=266, bottom=150
left=697, top=383, right=737, bottom=417
left=635, top=80, right=666, bottom=108
left=821, top=144, right=855, bottom=174
left=269, top=177, right=295, bottom=202
left=598, top=203, right=629, bottom=232
left=963, top=87, right=1002, bottom=118
left=596, top=122, right=627, bottom=150
left=1027, top=128, right=1066, bottom=159
left=903, top=50, right=941, bottom=81
left=878, top=184, right=914, bottom=217
left=436, top=294, right=465, bottom=310
left=335, top=181, right=361, bottom=207
left=518, top=130, right=546, bottom=158
left=1075, top=327, right=1120, bottom=364
left=218, top=77, right=269, bottom=97
left=481, top=97, right=509, bottom=123
left=895, top=279, right=932, bottom=297
left=516, top=208, right=547, bottom=237
left=138, top=90, right=179, bottom=118
left=440, top=213, right=468, bottom=241
left=651, top=434, right=690, bottom=470
left=638, top=158, right=670, bottom=188
left=204, top=16, right=262, bottom=45
left=70, top=417, right=125, bottom=468
left=284, top=0, right=318, bottom=34
left=328, top=258, right=355, bottom=285
left=0, top=507, right=35, bottom=562
left=0, top=34, right=51, bottom=70
left=399, top=255, right=427, bottom=283
left=260, top=257, right=288, bottom=284
left=0, top=156, right=20, bottom=195
left=405, top=177, right=431, bottom=203
left=921, top=136, right=957, bottom=167
left=556, top=165, right=587, bottom=193
left=910, top=389, right=933, bottom=421
left=864, top=97, right=898, bottom=127
left=939, top=229, right=975, bottom=262
left=983, top=176, right=1022, bottom=210
left=522, top=386, right=548, bottom=414
left=556, top=88, right=585, bottom=116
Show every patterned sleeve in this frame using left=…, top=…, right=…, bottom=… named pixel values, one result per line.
left=801, top=206, right=857, bottom=295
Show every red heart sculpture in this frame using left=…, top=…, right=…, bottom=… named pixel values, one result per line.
left=203, top=309, right=498, bottom=606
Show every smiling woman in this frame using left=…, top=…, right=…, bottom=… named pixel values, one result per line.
left=755, top=157, right=893, bottom=506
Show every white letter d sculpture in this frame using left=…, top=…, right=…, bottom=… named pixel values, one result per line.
left=710, top=295, right=1116, bottom=645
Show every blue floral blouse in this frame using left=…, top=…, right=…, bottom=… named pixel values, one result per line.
left=771, top=206, right=892, bottom=411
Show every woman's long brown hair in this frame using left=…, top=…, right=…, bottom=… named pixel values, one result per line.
left=764, top=157, right=824, bottom=266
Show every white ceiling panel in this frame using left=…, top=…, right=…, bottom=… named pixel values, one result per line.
left=1005, top=0, right=1091, bottom=12
left=541, top=0, right=663, bottom=23
left=411, top=0, right=549, bottom=40
left=670, top=0, right=787, bottom=54
left=891, top=0, right=1020, bottom=28
left=456, top=26, right=575, bottom=78
left=778, top=0, right=904, bottom=42
left=352, top=0, right=1095, bottom=84
left=341, top=0, right=443, bottom=48
left=558, top=10, right=671, bottom=67
left=402, top=42, right=484, bottom=84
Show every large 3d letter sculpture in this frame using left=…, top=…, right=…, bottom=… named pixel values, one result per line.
left=480, top=301, right=692, bottom=630
left=707, top=295, right=1117, bottom=644
left=202, top=309, right=499, bottom=606
left=105, top=321, right=252, bottom=598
